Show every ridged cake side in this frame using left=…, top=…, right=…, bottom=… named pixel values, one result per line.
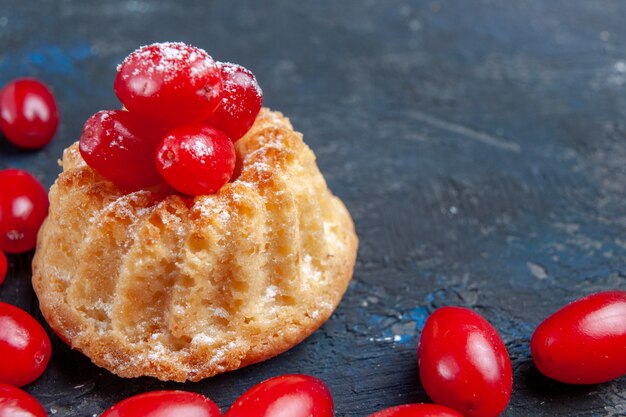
left=32, top=109, right=358, bottom=382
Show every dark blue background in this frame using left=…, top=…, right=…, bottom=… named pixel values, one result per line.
left=0, top=1, right=625, bottom=415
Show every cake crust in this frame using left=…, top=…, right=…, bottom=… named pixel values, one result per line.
left=32, top=109, right=358, bottom=382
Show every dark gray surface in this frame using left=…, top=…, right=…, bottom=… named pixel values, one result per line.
left=1, top=1, right=625, bottom=415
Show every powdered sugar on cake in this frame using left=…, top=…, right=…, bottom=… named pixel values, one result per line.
left=117, top=42, right=215, bottom=84
left=217, top=62, right=263, bottom=116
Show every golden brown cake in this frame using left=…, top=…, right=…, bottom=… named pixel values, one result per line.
left=32, top=109, right=358, bottom=382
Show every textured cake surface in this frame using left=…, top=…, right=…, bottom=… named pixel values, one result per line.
left=32, top=109, right=358, bottom=382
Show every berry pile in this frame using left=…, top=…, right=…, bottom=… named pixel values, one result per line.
left=0, top=75, right=57, bottom=283
left=79, top=42, right=263, bottom=196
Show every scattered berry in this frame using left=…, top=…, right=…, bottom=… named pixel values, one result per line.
left=101, top=390, right=221, bottom=417
left=225, top=374, right=333, bottom=417
left=206, top=62, right=262, bottom=141
left=156, top=124, right=235, bottom=195
left=114, top=42, right=222, bottom=127
left=368, top=404, right=463, bottom=417
left=0, top=383, right=47, bottom=417
left=531, top=290, right=626, bottom=384
left=0, top=169, right=49, bottom=254
left=418, top=307, right=512, bottom=417
left=0, top=302, right=52, bottom=387
left=0, top=78, right=59, bottom=149
left=0, top=251, right=6, bottom=286
left=79, top=110, right=165, bottom=190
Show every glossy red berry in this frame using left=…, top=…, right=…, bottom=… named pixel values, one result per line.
left=0, top=78, right=59, bottom=149
left=531, top=290, right=626, bottom=384
left=0, top=302, right=52, bottom=387
left=156, top=124, right=235, bottom=195
left=368, top=404, right=463, bottom=417
left=418, top=307, right=512, bottom=417
left=0, top=251, right=6, bottom=286
left=100, top=390, right=221, bottom=417
left=225, top=374, right=333, bottom=417
left=79, top=110, right=165, bottom=190
left=0, top=383, right=47, bottom=417
left=114, top=42, right=222, bottom=127
left=206, top=62, right=262, bottom=141
left=0, top=169, right=49, bottom=254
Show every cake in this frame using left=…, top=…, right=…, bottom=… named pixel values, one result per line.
left=32, top=108, right=358, bottom=382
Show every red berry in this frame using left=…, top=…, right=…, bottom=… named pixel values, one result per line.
left=0, top=169, right=49, bottom=254
left=206, top=62, right=262, bottom=141
left=114, top=42, right=222, bottom=127
left=0, top=383, right=47, bottom=417
left=225, top=374, right=333, bottom=417
left=100, top=390, right=221, bottom=417
left=0, top=78, right=59, bottom=149
left=0, top=251, right=6, bottom=286
left=79, top=110, right=165, bottom=190
left=0, top=302, right=52, bottom=387
left=368, top=404, right=463, bottom=417
left=418, top=307, right=512, bottom=417
left=155, top=124, right=235, bottom=195
left=531, top=290, right=626, bottom=384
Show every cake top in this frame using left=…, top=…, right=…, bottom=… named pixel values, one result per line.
left=79, top=42, right=263, bottom=196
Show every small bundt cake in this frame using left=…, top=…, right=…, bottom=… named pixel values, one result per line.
left=32, top=109, right=358, bottom=382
